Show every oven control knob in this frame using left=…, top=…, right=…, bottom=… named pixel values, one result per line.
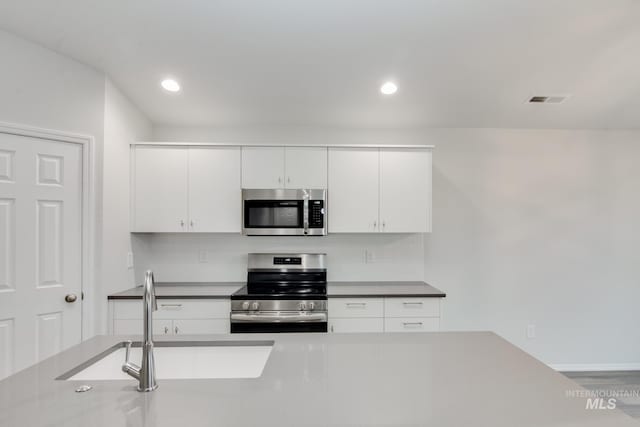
left=299, top=302, right=307, bottom=311
left=309, top=302, right=315, bottom=311
left=251, top=302, right=260, bottom=311
left=241, top=301, right=250, bottom=310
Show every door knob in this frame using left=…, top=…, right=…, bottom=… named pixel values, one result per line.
left=65, top=294, right=77, bottom=303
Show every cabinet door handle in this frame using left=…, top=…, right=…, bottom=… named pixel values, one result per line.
left=174, top=326, right=179, bottom=334
left=330, top=325, right=334, bottom=333
left=180, top=220, right=185, bottom=228
left=287, top=176, right=291, bottom=183
left=190, top=220, right=195, bottom=228
left=373, top=221, right=377, bottom=230
left=278, top=176, right=282, bottom=184
left=164, top=326, right=169, bottom=334
left=382, top=221, right=386, bottom=229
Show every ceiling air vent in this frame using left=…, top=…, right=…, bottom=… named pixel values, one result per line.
left=528, top=95, right=569, bottom=104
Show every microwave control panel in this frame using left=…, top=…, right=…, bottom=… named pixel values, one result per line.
left=309, top=200, right=325, bottom=228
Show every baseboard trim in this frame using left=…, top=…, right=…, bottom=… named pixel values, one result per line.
left=549, top=363, right=640, bottom=372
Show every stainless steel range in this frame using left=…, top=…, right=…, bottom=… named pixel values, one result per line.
left=230, top=253, right=328, bottom=333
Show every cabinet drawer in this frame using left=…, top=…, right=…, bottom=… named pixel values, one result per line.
left=384, top=317, right=440, bottom=333
left=384, top=298, right=440, bottom=318
left=329, top=318, right=384, bottom=333
left=328, top=298, right=384, bottom=318
left=173, top=319, right=229, bottom=335
left=114, top=299, right=230, bottom=320
left=113, top=319, right=173, bottom=336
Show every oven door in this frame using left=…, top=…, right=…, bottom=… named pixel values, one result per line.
left=230, top=311, right=328, bottom=333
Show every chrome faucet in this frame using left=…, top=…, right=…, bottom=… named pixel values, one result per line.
left=122, top=270, right=158, bottom=391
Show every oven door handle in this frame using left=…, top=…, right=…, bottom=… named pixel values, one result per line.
left=231, top=312, right=328, bottom=323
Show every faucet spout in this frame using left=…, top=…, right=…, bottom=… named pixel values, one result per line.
left=122, top=270, right=158, bottom=392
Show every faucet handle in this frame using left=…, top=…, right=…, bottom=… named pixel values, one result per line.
left=124, top=340, right=133, bottom=365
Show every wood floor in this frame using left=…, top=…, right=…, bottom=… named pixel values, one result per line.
left=563, top=371, right=640, bottom=419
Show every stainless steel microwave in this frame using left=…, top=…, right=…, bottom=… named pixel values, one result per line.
left=242, top=189, right=327, bottom=236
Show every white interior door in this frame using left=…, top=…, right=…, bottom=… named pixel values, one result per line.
left=0, top=132, right=83, bottom=380
left=328, top=148, right=379, bottom=232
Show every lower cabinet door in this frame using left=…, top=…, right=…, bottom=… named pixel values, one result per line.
left=384, top=317, right=440, bottom=333
left=172, top=319, right=230, bottom=335
left=328, top=318, right=383, bottom=333
left=113, top=319, right=173, bottom=336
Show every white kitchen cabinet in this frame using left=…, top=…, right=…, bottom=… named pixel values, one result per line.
left=109, top=299, right=231, bottom=335
left=241, top=147, right=285, bottom=188
left=329, top=318, right=384, bottom=333
left=384, top=317, right=440, bottom=333
left=132, top=146, right=241, bottom=233
left=242, top=146, right=327, bottom=189
left=328, top=298, right=384, bottom=318
left=383, top=298, right=440, bottom=318
left=328, top=148, right=379, bottom=232
left=284, top=147, right=327, bottom=188
left=113, top=319, right=173, bottom=336
left=328, top=296, right=443, bottom=333
left=188, top=147, right=241, bottom=232
left=172, top=319, right=230, bottom=335
left=379, top=148, right=432, bottom=233
left=328, top=147, right=432, bottom=234
left=133, top=146, right=189, bottom=232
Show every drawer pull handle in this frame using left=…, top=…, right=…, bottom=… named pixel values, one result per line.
left=402, top=322, right=423, bottom=327
left=403, top=302, right=423, bottom=307
left=346, top=303, right=367, bottom=308
left=160, top=304, right=183, bottom=310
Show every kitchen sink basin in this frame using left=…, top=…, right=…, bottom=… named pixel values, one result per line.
left=57, top=340, right=273, bottom=381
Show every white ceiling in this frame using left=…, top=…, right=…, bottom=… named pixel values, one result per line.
left=1, top=0, right=639, bottom=129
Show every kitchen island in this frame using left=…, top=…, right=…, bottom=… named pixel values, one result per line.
left=0, top=332, right=635, bottom=427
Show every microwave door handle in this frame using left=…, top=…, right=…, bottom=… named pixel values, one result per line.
left=303, top=196, right=309, bottom=234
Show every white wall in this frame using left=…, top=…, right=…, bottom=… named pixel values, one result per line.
left=0, top=30, right=153, bottom=336
left=0, top=29, right=105, bottom=138
left=154, top=125, right=640, bottom=368
left=0, top=29, right=106, bottom=337
left=100, top=80, right=152, bottom=334
left=424, top=128, right=640, bottom=367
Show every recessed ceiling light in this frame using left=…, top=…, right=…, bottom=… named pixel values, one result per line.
left=161, top=79, right=181, bottom=92
left=380, top=81, right=398, bottom=95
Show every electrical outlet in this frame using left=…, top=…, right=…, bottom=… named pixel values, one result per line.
left=365, top=249, right=377, bottom=264
left=527, top=324, right=536, bottom=339
left=126, top=252, right=134, bottom=269
left=198, top=250, right=208, bottom=263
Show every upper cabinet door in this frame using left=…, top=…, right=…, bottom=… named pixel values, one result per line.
left=188, top=147, right=241, bottom=232
left=241, top=147, right=285, bottom=188
left=328, top=148, right=379, bottom=233
left=284, top=147, right=327, bottom=189
left=379, top=148, right=432, bottom=233
left=133, top=146, right=188, bottom=232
